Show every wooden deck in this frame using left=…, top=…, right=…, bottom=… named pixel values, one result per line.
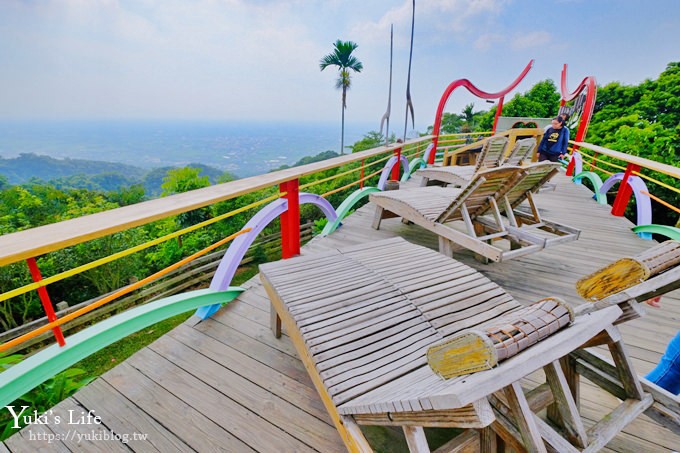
left=3, top=173, right=679, bottom=452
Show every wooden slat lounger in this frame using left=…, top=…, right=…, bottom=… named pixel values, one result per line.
left=260, top=237, right=652, bottom=452
left=416, top=138, right=535, bottom=188
left=417, top=136, right=510, bottom=187
left=370, top=163, right=580, bottom=263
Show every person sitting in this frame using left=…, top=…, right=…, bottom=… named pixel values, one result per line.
left=538, top=116, right=569, bottom=162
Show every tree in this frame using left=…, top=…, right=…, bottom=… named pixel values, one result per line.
left=161, top=167, right=211, bottom=228
left=461, top=103, right=484, bottom=132
left=0, top=175, right=9, bottom=191
left=477, top=80, right=561, bottom=130
left=351, top=131, right=385, bottom=153
left=320, top=40, right=363, bottom=155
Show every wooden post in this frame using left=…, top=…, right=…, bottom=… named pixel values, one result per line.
left=26, top=257, right=66, bottom=346
left=611, top=163, right=641, bottom=217
left=280, top=179, right=301, bottom=259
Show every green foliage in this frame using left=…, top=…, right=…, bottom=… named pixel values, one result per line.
left=477, top=80, right=561, bottom=130
left=162, top=167, right=212, bottom=228
left=0, top=153, right=146, bottom=186
left=161, top=167, right=210, bottom=196
left=0, top=366, right=93, bottom=441
left=351, top=131, right=385, bottom=153
left=273, top=150, right=340, bottom=171
left=106, top=184, right=146, bottom=206
left=313, top=217, right=328, bottom=235
left=427, top=103, right=486, bottom=134
left=0, top=174, right=10, bottom=190
left=0, top=354, right=23, bottom=370
left=587, top=62, right=680, bottom=227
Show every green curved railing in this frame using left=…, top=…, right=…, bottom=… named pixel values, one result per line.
left=632, top=225, right=680, bottom=241
left=573, top=171, right=607, bottom=204
left=401, top=157, right=426, bottom=182
left=0, top=287, right=243, bottom=407
left=321, top=187, right=381, bottom=236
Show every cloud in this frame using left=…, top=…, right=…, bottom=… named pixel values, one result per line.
left=350, top=0, right=509, bottom=47
left=474, top=33, right=504, bottom=50
left=511, top=31, right=552, bottom=50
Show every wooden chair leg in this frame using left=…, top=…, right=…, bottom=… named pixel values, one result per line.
left=605, top=326, right=644, bottom=399
left=503, top=382, right=546, bottom=453
left=403, top=426, right=430, bottom=452
left=372, top=206, right=384, bottom=230
left=438, top=237, right=454, bottom=258
left=480, top=426, right=499, bottom=452
left=543, top=360, right=588, bottom=448
left=270, top=303, right=281, bottom=338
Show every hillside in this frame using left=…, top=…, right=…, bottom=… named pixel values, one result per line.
left=0, top=153, right=232, bottom=195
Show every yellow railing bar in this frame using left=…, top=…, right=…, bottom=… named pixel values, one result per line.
left=577, top=149, right=680, bottom=195
left=299, top=165, right=363, bottom=190
left=322, top=168, right=384, bottom=198
left=0, top=192, right=281, bottom=303
left=577, top=150, right=628, bottom=172
left=299, top=152, right=395, bottom=190
left=572, top=141, right=680, bottom=179
left=641, top=191, right=680, bottom=215
left=634, top=172, right=680, bottom=195
left=0, top=228, right=252, bottom=353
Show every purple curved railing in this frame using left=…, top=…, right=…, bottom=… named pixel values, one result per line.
left=377, top=154, right=410, bottom=190
left=600, top=173, right=652, bottom=239
left=195, top=193, right=338, bottom=319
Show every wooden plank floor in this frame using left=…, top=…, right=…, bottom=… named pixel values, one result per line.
left=3, top=173, right=679, bottom=452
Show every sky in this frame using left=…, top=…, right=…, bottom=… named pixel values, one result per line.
left=0, top=0, right=678, bottom=132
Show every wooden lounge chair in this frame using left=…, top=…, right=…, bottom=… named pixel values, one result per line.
left=260, top=237, right=652, bottom=452
left=502, top=137, right=537, bottom=166
left=417, top=138, right=537, bottom=188
left=575, top=240, right=680, bottom=324
left=417, top=136, right=510, bottom=188
left=370, top=163, right=580, bottom=263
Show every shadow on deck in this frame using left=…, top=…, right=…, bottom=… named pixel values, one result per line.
left=3, top=173, right=679, bottom=452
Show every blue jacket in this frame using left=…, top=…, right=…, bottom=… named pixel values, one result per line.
left=539, top=127, right=569, bottom=156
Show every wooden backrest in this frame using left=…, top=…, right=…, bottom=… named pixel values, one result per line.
left=504, top=162, right=561, bottom=210
left=473, top=136, right=510, bottom=172
left=503, top=138, right=537, bottom=166
left=437, top=166, right=525, bottom=223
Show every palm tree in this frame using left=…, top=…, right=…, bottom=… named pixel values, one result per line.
left=320, top=40, right=363, bottom=154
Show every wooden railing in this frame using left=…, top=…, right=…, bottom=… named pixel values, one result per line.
left=0, top=136, right=434, bottom=351
left=566, top=141, right=680, bottom=221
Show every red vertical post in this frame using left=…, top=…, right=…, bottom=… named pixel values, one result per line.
left=391, top=146, right=402, bottom=180
left=492, top=96, right=504, bottom=134
left=565, top=157, right=576, bottom=176
left=280, top=179, right=301, bottom=259
left=611, top=163, right=641, bottom=217
left=26, top=258, right=66, bottom=346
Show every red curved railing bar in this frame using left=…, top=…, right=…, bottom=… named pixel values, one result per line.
left=429, top=60, right=534, bottom=163
left=561, top=64, right=597, bottom=176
